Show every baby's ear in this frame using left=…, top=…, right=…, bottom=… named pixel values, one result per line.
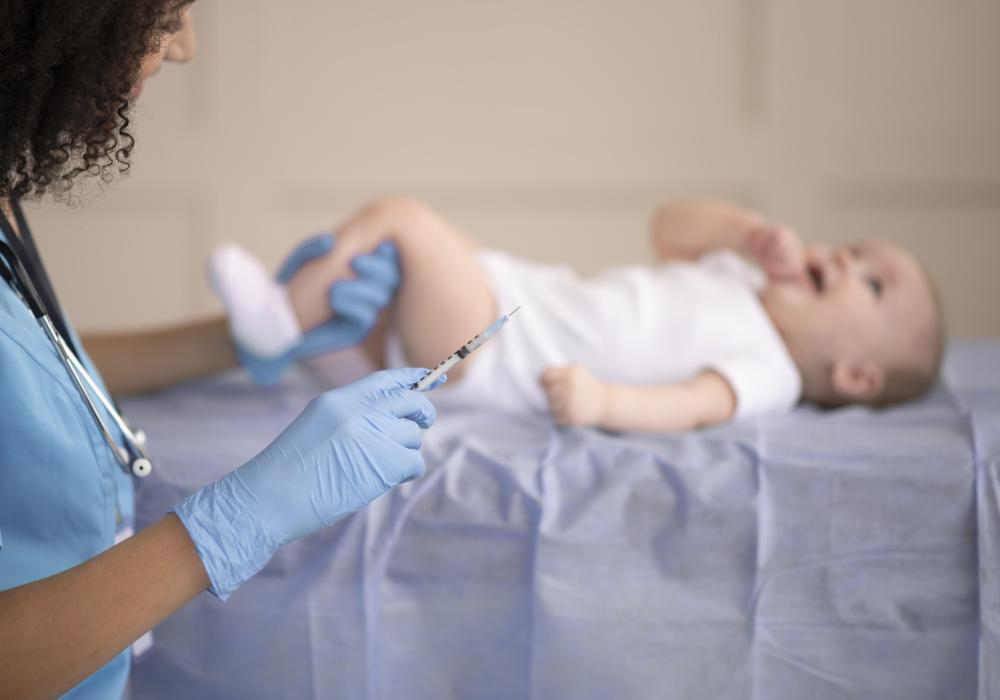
left=831, top=361, right=885, bottom=402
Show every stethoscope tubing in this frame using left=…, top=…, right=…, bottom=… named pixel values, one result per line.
left=63, top=336, right=149, bottom=454
left=0, top=213, right=152, bottom=478
left=41, top=316, right=128, bottom=460
left=46, top=316, right=152, bottom=477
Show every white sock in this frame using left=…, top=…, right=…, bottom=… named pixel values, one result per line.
left=208, top=243, right=303, bottom=359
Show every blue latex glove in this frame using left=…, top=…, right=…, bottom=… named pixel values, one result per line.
left=175, top=368, right=440, bottom=600
left=239, top=234, right=401, bottom=387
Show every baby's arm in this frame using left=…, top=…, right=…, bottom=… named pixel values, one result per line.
left=652, top=199, right=807, bottom=284
left=651, top=200, right=764, bottom=261
left=540, top=365, right=736, bottom=433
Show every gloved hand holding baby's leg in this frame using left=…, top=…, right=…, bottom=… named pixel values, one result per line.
left=211, top=233, right=400, bottom=386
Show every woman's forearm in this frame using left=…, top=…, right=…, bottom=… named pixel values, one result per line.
left=0, top=515, right=209, bottom=700
left=82, top=316, right=239, bottom=397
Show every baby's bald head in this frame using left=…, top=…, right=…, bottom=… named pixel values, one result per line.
left=762, top=240, right=944, bottom=407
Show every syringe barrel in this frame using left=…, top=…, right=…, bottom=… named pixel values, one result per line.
left=409, top=310, right=515, bottom=392
left=464, top=317, right=508, bottom=353
left=412, top=353, right=462, bottom=391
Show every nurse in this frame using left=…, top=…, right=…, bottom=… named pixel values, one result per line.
left=0, top=4, right=434, bottom=698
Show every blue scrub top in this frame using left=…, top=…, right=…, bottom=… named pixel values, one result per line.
left=0, top=227, right=134, bottom=699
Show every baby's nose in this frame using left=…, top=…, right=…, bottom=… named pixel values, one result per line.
left=833, top=248, right=852, bottom=269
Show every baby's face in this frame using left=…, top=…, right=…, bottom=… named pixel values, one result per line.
left=762, top=240, right=935, bottom=368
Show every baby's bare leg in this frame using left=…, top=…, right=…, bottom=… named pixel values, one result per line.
left=292, top=197, right=497, bottom=380
left=388, top=201, right=497, bottom=378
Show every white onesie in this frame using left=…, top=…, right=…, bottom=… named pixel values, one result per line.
left=388, top=249, right=802, bottom=420
left=211, top=243, right=802, bottom=421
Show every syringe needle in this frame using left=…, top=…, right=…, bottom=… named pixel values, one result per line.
left=410, top=309, right=521, bottom=391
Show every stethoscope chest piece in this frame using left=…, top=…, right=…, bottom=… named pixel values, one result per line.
left=132, top=458, right=152, bottom=478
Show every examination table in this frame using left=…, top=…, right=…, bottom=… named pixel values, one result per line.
left=127, top=340, right=999, bottom=699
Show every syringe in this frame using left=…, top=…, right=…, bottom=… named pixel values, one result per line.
left=411, top=307, right=521, bottom=391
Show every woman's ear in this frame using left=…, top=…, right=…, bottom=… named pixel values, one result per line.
left=831, top=361, right=885, bottom=402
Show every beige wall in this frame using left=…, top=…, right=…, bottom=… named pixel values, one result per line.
left=26, top=0, right=1000, bottom=336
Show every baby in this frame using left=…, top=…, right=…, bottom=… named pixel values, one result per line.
left=210, top=197, right=944, bottom=433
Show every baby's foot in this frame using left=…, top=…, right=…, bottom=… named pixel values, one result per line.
left=208, top=244, right=303, bottom=359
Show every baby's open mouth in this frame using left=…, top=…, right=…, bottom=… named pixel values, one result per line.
left=807, top=263, right=825, bottom=294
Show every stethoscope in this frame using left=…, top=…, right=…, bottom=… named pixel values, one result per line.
left=0, top=201, right=152, bottom=478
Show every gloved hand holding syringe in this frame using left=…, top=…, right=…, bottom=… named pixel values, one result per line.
left=411, top=306, right=521, bottom=391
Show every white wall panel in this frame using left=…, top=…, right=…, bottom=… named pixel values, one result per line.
left=24, top=0, right=1000, bottom=336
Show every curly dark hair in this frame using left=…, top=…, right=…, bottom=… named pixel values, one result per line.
left=0, top=0, right=188, bottom=200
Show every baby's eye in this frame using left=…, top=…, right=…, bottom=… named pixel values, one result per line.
left=867, top=277, right=883, bottom=298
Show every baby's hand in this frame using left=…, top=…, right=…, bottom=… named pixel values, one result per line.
left=746, top=223, right=807, bottom=284
left=540, top=365, right=608, bottom=428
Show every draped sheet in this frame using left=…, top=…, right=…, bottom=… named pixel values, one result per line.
left=127, top=341, right=1000, bottom=699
